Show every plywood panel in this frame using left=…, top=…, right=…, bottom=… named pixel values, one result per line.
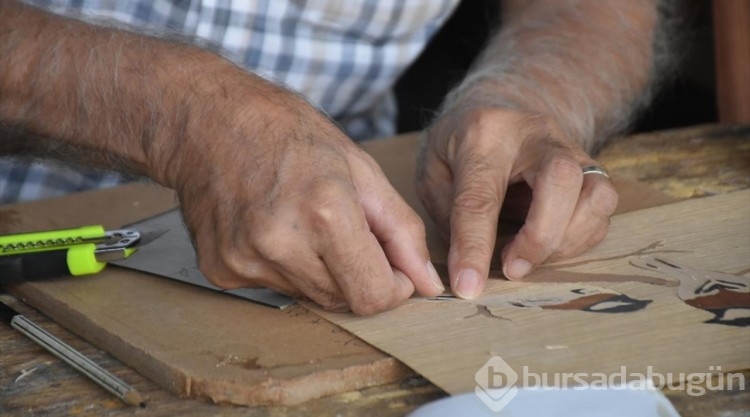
left=314, top=190, right=750, bottom=394
left=0, top=183, right=411, bottom=406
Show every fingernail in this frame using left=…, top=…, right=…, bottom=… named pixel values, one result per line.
left=426, top=261, right=446, bottom=293
left=454, top=269, right=481, bottom=299
left=504, top=258, right=533, bottom=280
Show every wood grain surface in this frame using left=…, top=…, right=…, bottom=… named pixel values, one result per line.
left=1, top=124, right=749, bottom=416
left=0, top=183, right=416, bottom=407
left=597, top=124, right=750, bottom=198
left=315, top=190, right=750, bottom=394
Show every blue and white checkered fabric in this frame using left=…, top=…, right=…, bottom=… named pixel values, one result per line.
left=1, top=0, right=459, bottom=204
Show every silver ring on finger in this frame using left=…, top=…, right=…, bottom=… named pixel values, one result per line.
left=581, top=165, right=610, bottom=178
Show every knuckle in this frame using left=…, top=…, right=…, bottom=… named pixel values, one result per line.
left=462, top=108, right=504, bottom=135
left=317, top=296, right=343, bottom=311
left=403, top=213, right=428, bottom=242
left=253, top=231, right=291, bottom=264
left=549, top=247, right=571, bottom=262
left=447, top=109, right=508, bottom=156
left=305, top=184, right=356, bottom=232
left=544, top=156, right=584, bottom=187
left=200, top=267, right=244, bottom=290
left=586, top=221, right=610, bottom=249
left=452, top=234, right=494, bottom=263
left=461, top=108, right=550, bottom=148
left=211, top=249, right=265, bottom=287
left=346, top=275, right=398, bottom=316
left=351, top=293, right=392, bottom=316
left=589, top=182, right=619, bottom=216
left=310, top=282, right=346, bottom=311
left=309, top=205, right=338, bottom=231
left=520, top=228, right=555, bottom=259
left=453, top=188, right=500, bottom=216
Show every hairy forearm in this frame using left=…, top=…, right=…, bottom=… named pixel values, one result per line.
left=0, top=0, right=250, bottom=184
left=443, top=0, right=672, bottom=151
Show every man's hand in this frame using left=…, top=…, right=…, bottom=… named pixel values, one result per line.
left=417, top=108, right=617, bottom=299
left=416, top=0, right=662, bottom=298
left=160, top=69, right=445, bottom=315
left=0, top=1, right=444, bottom=315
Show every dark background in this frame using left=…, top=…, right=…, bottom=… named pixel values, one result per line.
left=394, top=0, right=717, bottom=135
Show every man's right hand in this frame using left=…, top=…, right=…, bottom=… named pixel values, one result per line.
left=0, top=1, right=443, bottom=315
left=156, top=66, right=445, bottom=314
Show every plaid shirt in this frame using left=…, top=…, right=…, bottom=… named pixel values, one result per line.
left=1, top=0, right=459, bottom=203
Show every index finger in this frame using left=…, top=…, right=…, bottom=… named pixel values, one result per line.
left=448, top=146, right=507, bottom=299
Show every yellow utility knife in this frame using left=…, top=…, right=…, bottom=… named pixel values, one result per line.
left=0, top=226, right=141, bottom=280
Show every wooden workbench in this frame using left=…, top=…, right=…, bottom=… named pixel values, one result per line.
left=1, top=124, right=749, bottom=417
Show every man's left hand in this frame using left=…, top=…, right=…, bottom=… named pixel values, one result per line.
left=417, top=107, right=618, bottom=299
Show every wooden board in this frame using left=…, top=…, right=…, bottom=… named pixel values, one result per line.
left=314, top=190, right=750, bottom=394
left=0, top=183, right=413, bottom=406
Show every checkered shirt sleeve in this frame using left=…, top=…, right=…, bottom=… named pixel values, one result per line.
left=1, top=0, right=459, bottom=203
